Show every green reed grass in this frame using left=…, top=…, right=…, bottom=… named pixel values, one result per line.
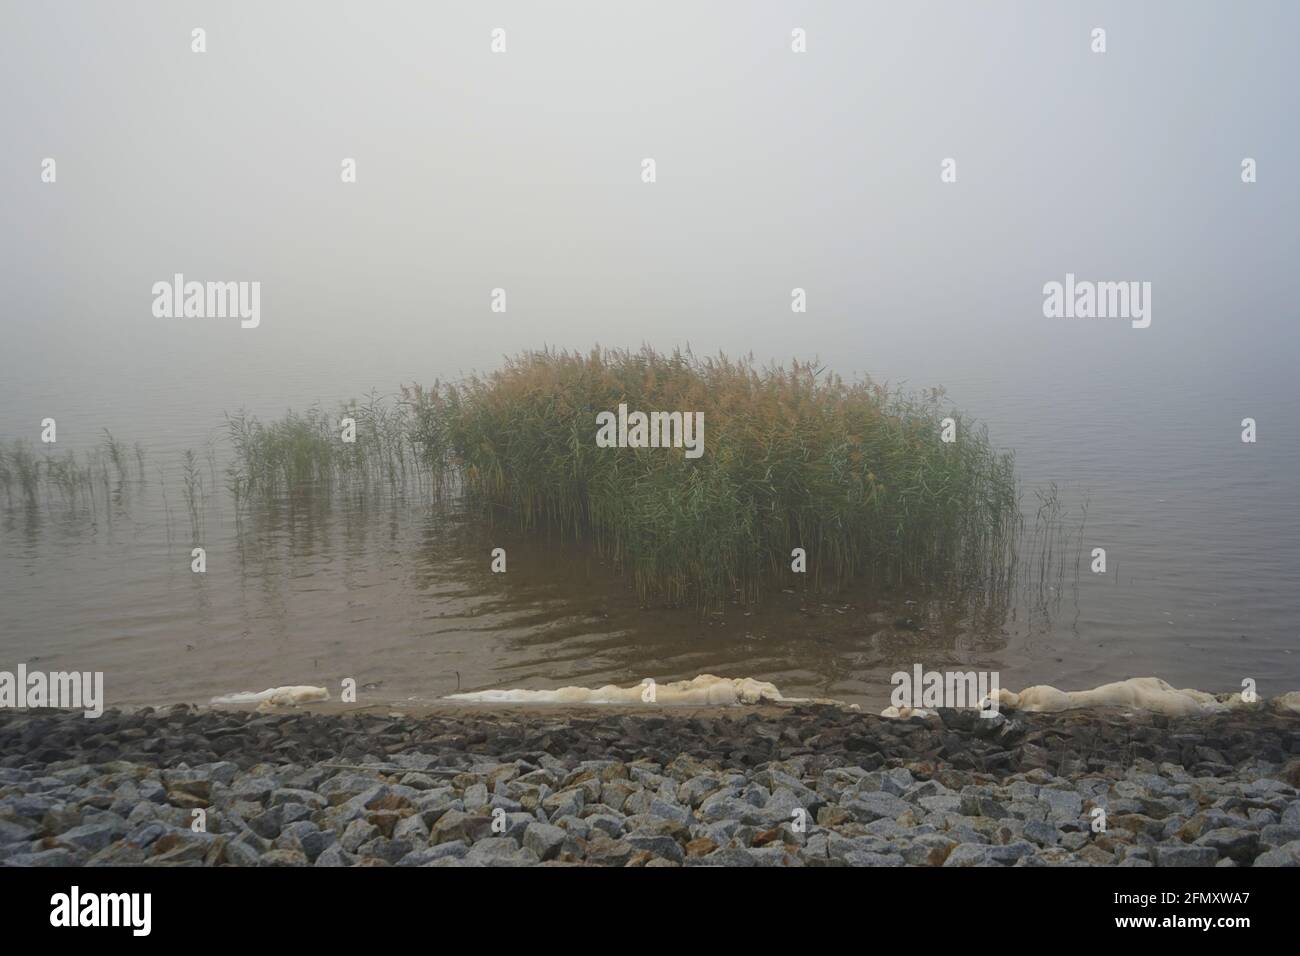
left=2, top=348, right=1023, bottom=608
left=181, top=448, right=204, bottom=537
left=2, top=440, right=43, bottom=504
left=0, top=439, right=124, bottom=512
left=224, top=396, right=423, bottom=507
left=409, top=346, right=1022, bottom=607
left=0, top=443, right=14, bottom=504
left=102, top=429, right=129, bottom=482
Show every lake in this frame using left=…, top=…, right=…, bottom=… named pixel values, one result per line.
left=2, top=331, right=1295, bottom=711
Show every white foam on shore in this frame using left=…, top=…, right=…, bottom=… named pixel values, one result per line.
left=880, top=677, right=1300, bottom=719
left=203, top=676, right=1298, bottom=718
left=880, top=705, right=934, bottom=720
left=880, top=676, right=1299, bottom=719
left=210, top=686, right=329, bottom=708
left=988, top=677, right=1237, bottom=717
left=1274, top=691, right=1300, bottom=715
left=445, top=674, right=844, bottom=707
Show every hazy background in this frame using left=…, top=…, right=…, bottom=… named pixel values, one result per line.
left=1, top=1, right=1297, bottom=706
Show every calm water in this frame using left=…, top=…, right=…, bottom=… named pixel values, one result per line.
left=2, top=337, right=1296, bottom=712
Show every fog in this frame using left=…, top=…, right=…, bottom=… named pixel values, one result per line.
left=2, top=0, right=1296, bottom=426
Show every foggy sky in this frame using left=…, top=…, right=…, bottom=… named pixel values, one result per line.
left=1, top=1, right=1297, bottom=431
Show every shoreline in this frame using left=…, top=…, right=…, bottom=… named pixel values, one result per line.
left=2, top=702, right=1298, bottom=867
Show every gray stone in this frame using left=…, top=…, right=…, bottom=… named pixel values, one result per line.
left=1060, top=831, right=1090, bottom=851
left=553, top=814, right=591, bottom=838
left=3, top=848, right=79, bottom=866
left=125, top=821, right=169, bottom=848
left=230, top=776, right=277, bottom=803
left=313, top=844, right=356, bottom=867
left=677, top=776, right=723, bottom=808
left=463, top=838, right=539, bottom=867
left=1039, top=788, right=1084, bottom=823
left=918, top=795, right=962, bottom=814
left=430, top=809, right=492, bottom=845
left=582, top=832, right=637, bottom=866
left=340, top=819, right=380, bottom=852
left=356, top=837, right=412, bottom=865
left=277, top=822, right=335, bottom=862
left=541, top=788, right=585, bottom=820
left=943, top=844, right=1003, bottom=867
left=625, top=831, right=685, bottom=863
left=698, top=792, right=759, bottom=824
left=0, top=819, right=36, bottom=844
left=488, top=794, right=524, bottom=814
left=279, top=803, right=312, bottom=826
left=649, top=798, right=691, bottom=824
left=622, top=789, right=654, bottom=817
left=138, top=780, right=167, bottom=803
left=271, top=788, right=326, bottom=810
left=684, top=848, right=757, bottom=867
left=842, top=850, right=905, bottom=866
left=901, top=834, right=957, bottom=866
left=414, top=789, right=460, bottom=826
left=1260, top=825, right=1300, bottom=848
left=400, top=772, right=442, bottom=791
left=1194, top=828, right=1259, bottom=864
left=247, top=808, right=283, bottom=839
left=1023, top=820, right=1061, bottom=847
left=150, top=833, right=218, bottom=865
left=259, top=848, right=309, bottom=867
left=392, top=814, right=430, bottom=845
left=522, top=823, right=565, bottom=861
left=1152, top=845, right=1220, bottom=867
left=880, top=768, right=915, bottom=796
left=398, top=841, right=470, bottom=866
left=223, top=840, right=262, bottom=866
left=54, top=821, right=119, bottom=853
left=1281, top=802, right=1300, bottom=827
left=585, top=813, right=626, bottom=838
left=1252, top=841, right=1300, bottom=867
left=844, top=792, right=910, bottom=823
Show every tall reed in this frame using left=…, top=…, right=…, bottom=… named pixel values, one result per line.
left=2, top=440, right=42, bottom=504
left=409, top=346, right=1021, bottom=607
left=224, top=398, right=423, bottom=508
left=102, top=429, right=129, bottom=482
left=181, top=448, right=204, bottom=538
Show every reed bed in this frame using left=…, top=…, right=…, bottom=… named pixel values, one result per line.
left=0, top=440, right=41, bottom=504
left=0, top=439, right=111, bottom=508
left=224, top=393, right=422, bottom=507
left=102, top=429, right=129, bottom=482
left=3, top=347, right=1024, bottom=608
left=409, top=346, right=1021, bottom=607
left=181, top=448, right=204, bottom=538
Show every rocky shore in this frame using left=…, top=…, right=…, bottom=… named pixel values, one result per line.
left=2, top=703, right=1298, bottom=867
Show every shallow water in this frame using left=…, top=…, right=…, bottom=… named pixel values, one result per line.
left=1, top=344, right=1296, bottom=712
